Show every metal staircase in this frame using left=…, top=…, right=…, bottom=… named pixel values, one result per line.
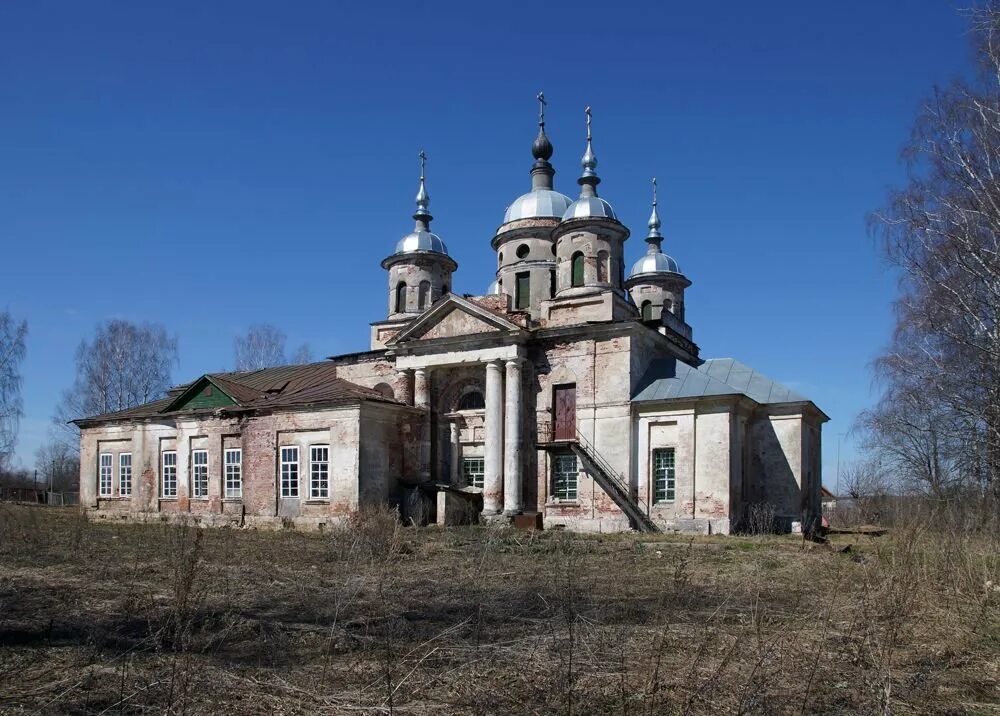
left=567, top=429, right=660, bottom=533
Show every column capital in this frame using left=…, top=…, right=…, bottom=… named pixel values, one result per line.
left=486, top=359, right=504, bottom=371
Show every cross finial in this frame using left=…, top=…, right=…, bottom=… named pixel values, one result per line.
left=585, top=106, right=592, bottom=141
left=537, top=91, right=546, bottom=126
left=418, top=149, right=427, bottom=179
left=652, top=177, right=658, bottom=206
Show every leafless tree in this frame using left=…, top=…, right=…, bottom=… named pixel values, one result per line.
left=290, top=343, right=313, bottom=365
left=54, top=320, right=178, bottom=452
left=34, top=440, right=80, bottom=492
left=869, top=4, right=1000, bottom=499
left=0, top=311, right=28, bottom=471
left=234, top=324, right=286, bottom=371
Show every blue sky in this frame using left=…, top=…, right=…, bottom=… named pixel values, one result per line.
left=0, top=1, right=974, bottom=488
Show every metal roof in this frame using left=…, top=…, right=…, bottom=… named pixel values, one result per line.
left=632, top=357, right=808, bottom=405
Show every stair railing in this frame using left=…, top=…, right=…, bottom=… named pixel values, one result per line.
left=574, top=428, right=653, bottom=521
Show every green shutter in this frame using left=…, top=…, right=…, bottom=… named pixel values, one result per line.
left=572, top=254, right=584, bottom=287
left=516, top=273, right=530, bottom=310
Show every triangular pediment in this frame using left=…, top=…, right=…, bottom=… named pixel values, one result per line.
left=163, top=375, right=239, bottom=412
left=387, top=294, right=524, bottom=345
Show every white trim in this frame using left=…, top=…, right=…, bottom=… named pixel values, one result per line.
left=98, top=453, right=113, bottom=497
left=309, top=444, right=329, bottom=500
left=191, top=449, right=209, bottom=499
left=118, top=452, right=132, bottom=497
left=224, top=448, right=242, bottom=499
left=161, top=450, right=178, bottom=498
left=280, top=445, right=299, bottom=498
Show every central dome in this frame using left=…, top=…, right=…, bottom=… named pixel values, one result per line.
left=561, top=195, right=618, bottom=222
left=394, top=230, right=449, bottom=255
left=504, top=189, right=574, bottom=223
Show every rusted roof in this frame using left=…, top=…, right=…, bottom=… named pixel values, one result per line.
left=74, top=361, right=400, bottom=426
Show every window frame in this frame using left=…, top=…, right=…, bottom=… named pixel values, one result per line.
left=457, top=390, right=486, bottom=411
left=418, top=280, right=431, bottom=310
left=98, top=452, right=113, bottom=497
left=515, top=271, right=531, bottom=310
left=652, top=447, right=676, bottom=503
left=462, top=456, right=485, bottom=489
left=191, top=449, right=209, bottom=499
left=395, top=282, right=407, bottom=313
left=280, top=445, right=300, bottom=498
left=571, top=252, right=585, bottom=287
left=161, top=450, right=178, bottom=499
left=552, top=453, right=578, bottom=501
left=119, top=452, right=132, bottom=497
left=224, top=448, right=242, bottom=499
left=309, top=444, right=329, bottom=500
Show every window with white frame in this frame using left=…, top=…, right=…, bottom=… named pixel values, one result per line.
left=192, top=449, right=208, bottom=498
left=119, top=453, right=132, bottom=497
left=280, top=446, right=299, bottom=498
left=310, top=445, right=329, bottom=499
left=161, top=451, right=177, bottom=498
left=224, top=448, right=242, bottom=498
left=462, top=457, right=484, bottom=489
left=552, top=453, right=578, bottom=500
left=652, top=448, right=675, bottom=502
left=99, top=453, right=113, bottom=497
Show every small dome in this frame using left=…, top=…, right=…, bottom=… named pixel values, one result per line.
left=629, top=252, right=681, bottom=278
left=394, top=230, right=449, bottom=255
left=504, top=189, right=574, bottom=223
left=561, top=195, right=618, bottom=222
left=486, top=279, right=502, bottom=295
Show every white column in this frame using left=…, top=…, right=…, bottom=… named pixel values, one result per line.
left=450, top=420, right=461, bottom=485
left=395, top=369, right=413, bottom=406
left=503, top=358, right=523, bottom=515
left=484, top=360, right=504, bottom=514
left=414, top=368, right=431, bottom=481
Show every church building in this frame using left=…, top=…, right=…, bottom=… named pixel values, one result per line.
left=75, top=100, right=827, bottom=534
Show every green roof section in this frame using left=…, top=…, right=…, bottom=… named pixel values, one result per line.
left=164, top=376, right=238, bottom=412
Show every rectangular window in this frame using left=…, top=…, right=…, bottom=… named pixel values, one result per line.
left=280, top=446, right=299, bottom=498
left=310, top=445, right=329, bottom=499
left=99, top=453, right=113, bottom=497
left=192, top=449, right=208, bottom=498
left=161, top=450, right=177, bottom=498
left=462, top=456, right=485, bottom=489
left=225, top=448, right=242, bottom=499
left=552, top=453, right=578, bottom=500
left=515, top=271, right=531, bottom=310
left=119, top=453, right=132, bottom=497
left=653, top=448, right=676, bottom=502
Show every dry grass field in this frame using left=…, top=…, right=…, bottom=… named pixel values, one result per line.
left=0, top=504, right=997, bottom=715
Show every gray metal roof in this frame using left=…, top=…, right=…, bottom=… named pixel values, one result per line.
left=633, top=357, right=808, bottom=405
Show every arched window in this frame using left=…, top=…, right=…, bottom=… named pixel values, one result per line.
left=597, top=250, right=609, bottom=283
left=641, top=300, right=653, bottom=321
left=373, top=382, right=394, bottom=399
left=458, top=390, right=485, bottom=410
left=395, top=282, right=407, bottom=313
left=418, top=280, right=431, bottom=309
left=571, top=252, right=585, bottom=287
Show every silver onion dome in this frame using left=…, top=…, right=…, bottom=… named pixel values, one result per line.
left=561, top=106, right=619, bottom=223
left=486, top=279, right=502, bottom=295
left=628, top=177, right=681, bottom=278
left=392, top=150, right=450, bottom=257
left=505, top=189, right=574, bottom=222
left=629, top=251, right=681, bottom=277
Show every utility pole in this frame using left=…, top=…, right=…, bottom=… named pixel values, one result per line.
left=836, top=432, right=845, bottom=497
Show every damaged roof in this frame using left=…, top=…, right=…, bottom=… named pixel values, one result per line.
left=632, top=357, right=809, bottom=405
left=74, top=361, right=400, bottom=426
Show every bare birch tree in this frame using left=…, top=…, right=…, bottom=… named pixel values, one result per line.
left=869, top=4, right=1000, bottom=499
left=54, top=320, right=178, bottom=452
left=234, top=325, right=313, bottom=370
left=0, top=311, right=28, bottom=470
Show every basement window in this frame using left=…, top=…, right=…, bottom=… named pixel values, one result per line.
left=280, top=446, right=300, bottom=498
left=652, top=448, right=675, bottom=502
left=552, top=453, right=578, bottom=500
